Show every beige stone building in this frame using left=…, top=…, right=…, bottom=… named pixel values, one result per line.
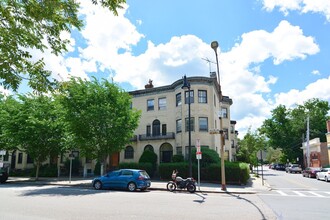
left=119, top=75, right=238, bottom=165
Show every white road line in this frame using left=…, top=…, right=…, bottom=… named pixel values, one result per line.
left=293, top=191, right=306, bottom=196
left=308, top=192, right=325, bottom=197
left=276, top=190, right=288, bottom=196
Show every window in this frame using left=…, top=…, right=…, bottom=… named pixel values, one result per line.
left=147, top=99, right=154, bottom=111
left=176, top=93, right=182, bottom=106
left=176, top=146, right=182, bottom=155
left=230, top=125, right=234, bottom=133
left=176, top=119, right=182, bottom=133
left=199, top=117, right=208, bottom=131
left=221, top=107, right=228, bottom=118
left=146, top=125, right=151, bottom=136
left=121, top=170, right=133, bottom=176
left=185, top=90, right=194, bottom=104
left=185, top=117, right=195, bottom=132
left=18, top=153, right=23, bottom=164
left=162, top=124, right=167, bottom=135
left=158, top=97, right=166, bottom=110
left=124, top=146, right=134, bottom=159
left=223, top=128, right=229, bottom=140
left=198, top=90, right=207, bottom=103
left=27, top=154, right=34, bottom=164
left=152, top=119, right=160, bottom=136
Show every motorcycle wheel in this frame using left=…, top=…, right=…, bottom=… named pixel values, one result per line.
left=167, top=181, right=176, bottom=192
left=187, top=183, right=196, bottom=193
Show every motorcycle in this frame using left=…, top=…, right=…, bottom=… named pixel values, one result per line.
left=166, top=170, right=196, bottom=193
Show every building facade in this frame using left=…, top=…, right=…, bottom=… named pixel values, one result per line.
left=301, top=120, right=330, bottom=168
left=120, top=75, right=238, bottom=165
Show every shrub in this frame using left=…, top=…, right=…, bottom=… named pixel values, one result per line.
left=139, top=150, right=157, bottom=176
left=94, top=161, right=101, bottom=176
left=32, top=164, right=57, bottom=177
left=191, top=147, right=220, bottom=167
left=172, top=155, right=184, bottom=162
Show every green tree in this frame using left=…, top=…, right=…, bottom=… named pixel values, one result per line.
left=0, top=94, right=66, bottom=180
left=58, top=78, right=140, bottom=171
left=260, top=99, right=330, bottom=162
left=236, top=128, right=266, bottom=165
left=266, top=147, right=283, bottom=164
left=0, top=0, right=125, bottom=92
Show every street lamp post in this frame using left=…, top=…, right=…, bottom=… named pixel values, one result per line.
left=211, top=41, right=226, bottom=191
left=182, top=75, right=192, bottom=177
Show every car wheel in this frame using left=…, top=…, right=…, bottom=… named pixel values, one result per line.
left=93, top=180, right=102, bottom=190
left=308, top=174, right=311, bottom=178
left=127, top=182, right=137, bottom=192
left=326, top=176, right=329, bottom=182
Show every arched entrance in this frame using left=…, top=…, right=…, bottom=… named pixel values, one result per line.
left=160, top=143, right=173, bottom=163
left=144, top=145, right=154, bottom=152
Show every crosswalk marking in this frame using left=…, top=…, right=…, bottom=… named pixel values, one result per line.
left=293, top=191, right=306, bottom=196
left=308, top=192, right=325, bottom=197
left=276, top=190, right=288, bottom=196
left=271, top=190, right=330, bottom=198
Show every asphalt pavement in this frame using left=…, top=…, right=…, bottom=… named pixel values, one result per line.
left=3, top=171, right=271, bottom=194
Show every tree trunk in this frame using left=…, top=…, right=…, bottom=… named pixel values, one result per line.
left=35, top=161, right=40, bottom=181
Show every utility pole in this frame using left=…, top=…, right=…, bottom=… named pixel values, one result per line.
left=306, top=116, right=310, bottom=168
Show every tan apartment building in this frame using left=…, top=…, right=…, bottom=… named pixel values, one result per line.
left=119, top=75, right=238, bottom=165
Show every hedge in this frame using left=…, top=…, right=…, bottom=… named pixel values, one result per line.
left=159, top=161, right=250, bottom=185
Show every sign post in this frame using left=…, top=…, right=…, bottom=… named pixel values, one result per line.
left=196, top=139, right=201, bottom=191
left=69, top=153, right=75, bottom=184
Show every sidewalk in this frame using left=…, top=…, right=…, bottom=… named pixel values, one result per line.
left=4, top=173, right=271, bottom=194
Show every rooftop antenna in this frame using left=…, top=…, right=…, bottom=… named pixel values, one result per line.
left=202, top=57, right=216, bottom=74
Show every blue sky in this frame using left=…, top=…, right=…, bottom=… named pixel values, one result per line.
left=2, top=0, right=330, bottom=138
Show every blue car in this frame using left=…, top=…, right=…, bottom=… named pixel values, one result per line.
left=92, top=169, right=151, bottom=192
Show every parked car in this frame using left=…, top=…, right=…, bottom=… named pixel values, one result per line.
left=92, top=169, right=151, bottom=191
left=275, top=164, right=286, bottom=171
left=302, top=167, right=321, bottom=178
left=316, top=168, right=330, bottom=182
left=0, top=168, right=8, bottom=184
left=285, top=164, right=302, bottom=173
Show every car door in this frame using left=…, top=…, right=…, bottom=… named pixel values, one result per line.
left=105, top=170, right=121, bottom=188
left=117, top=170, right=134, bottom=189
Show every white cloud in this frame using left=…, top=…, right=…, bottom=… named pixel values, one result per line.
left=274, top=75, right=330, bottom=108
left=262, top=0, right=330, bottom=21
left=311, top=70, right=320, bottom=75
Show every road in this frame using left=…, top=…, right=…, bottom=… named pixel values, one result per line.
left=256, top=166, right=330, bottom=220
left=0, top=183, right=276, bottom=220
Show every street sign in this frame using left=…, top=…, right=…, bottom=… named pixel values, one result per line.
left=196, top=139, right=201, bottom=153
left=0, top=150, right=6, bottom=155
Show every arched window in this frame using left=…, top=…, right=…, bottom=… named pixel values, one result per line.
left=152, top=119, right=160, bottom=136
left=124, top=146, right=134, bottom=159
left=144, top=145, right=154, bottom=152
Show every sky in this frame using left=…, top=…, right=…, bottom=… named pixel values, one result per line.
left=1, top=0, right=330, bottom=138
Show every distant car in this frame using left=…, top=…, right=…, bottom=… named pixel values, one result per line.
left=285, top=164, right=302, bottom=173
left=0, top=168, right=8, bottom=184
left=316, top=168, right=330, bottom=182
left=275, top=164, right=286, bottom=171
left=92, top=169, right=151, bottom=191
left=302, top=167, right=321, bottom=178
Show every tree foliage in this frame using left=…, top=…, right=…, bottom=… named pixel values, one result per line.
left=260, top=98, right=330, bottom=162
left=236, top=128, right=266, bottom=165
left=57, top=78, right=141, bottom=162
left=0, top=0, right=125, bottom=92
left=0, top=94, right=66, bottom=180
